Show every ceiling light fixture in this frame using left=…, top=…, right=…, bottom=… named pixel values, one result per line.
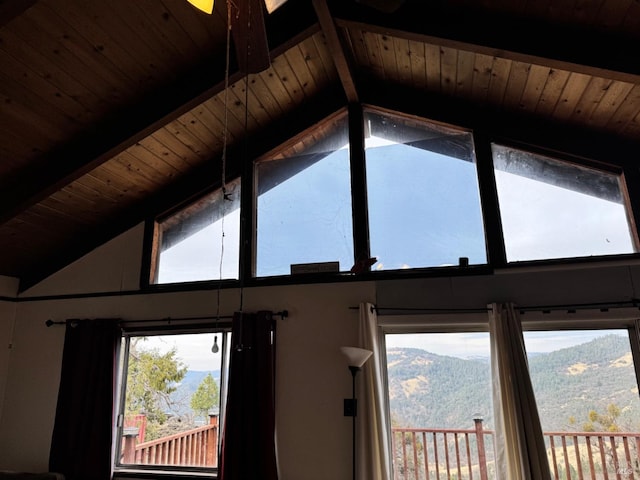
left=187, top=0, right=214, bottom=14
left=187, top=0, right=287, bottom=15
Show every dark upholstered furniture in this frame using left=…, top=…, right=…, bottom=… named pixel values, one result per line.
left=0, top=473, right=64, bottom=480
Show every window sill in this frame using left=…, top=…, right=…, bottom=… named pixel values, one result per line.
left=113, top=468, right=216, bottom=480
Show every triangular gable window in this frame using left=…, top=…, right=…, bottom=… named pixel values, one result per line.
left=151, top=178, right=241, bottom=284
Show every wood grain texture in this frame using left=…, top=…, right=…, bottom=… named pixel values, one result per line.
left=0, top=0, right=639, bottom=286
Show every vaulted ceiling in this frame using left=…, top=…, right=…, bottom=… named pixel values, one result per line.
left=1, top=0, right=639, bottom=291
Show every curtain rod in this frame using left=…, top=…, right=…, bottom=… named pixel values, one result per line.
left=348, top=305, right=489, bottom=314
left=352, top=306, right=491, bottom=314
left=45, top=310, right=289, bottom=327
left=351, top=300, right=640, bottom=315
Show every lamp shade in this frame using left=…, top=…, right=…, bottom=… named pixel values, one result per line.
left=187, top=0, right=214, bottom=14
left=340, top=346, right=373, bottom=368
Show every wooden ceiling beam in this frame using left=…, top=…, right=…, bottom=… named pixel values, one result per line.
left=0, top=1, right=319, bottom=227
left=332, top=2, right=640, bottom=84
left=18, top=85, right=345, bottom=292
left=312, top=0, right=359, bottom=103
left=359, top=79, right=640, bottom=168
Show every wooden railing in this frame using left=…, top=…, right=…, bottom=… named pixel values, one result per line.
left=544, top=430, right=640, bottom=479
left=392, top=422, right=640, bottom=480
left=392, top=419, right=494, bottom=480
left=122, top=415, right=219, bottom=467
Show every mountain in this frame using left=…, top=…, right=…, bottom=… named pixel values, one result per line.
left=167, top=369, right=221, bottom=417
left=527, top=334, right=639, bottom=431
left=387, top=347, right=493, bottom=430
left=387, top=334, right=640, bottom=432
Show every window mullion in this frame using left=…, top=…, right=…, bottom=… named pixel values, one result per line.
left=348, top=102, right=371, bottom=270
left=621, top=166, right=640, bottom=252
left=473, top=131, right=507, bottom=268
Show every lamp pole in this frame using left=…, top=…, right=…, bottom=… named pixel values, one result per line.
left=340, top=346, right=372, bottom=480
left=349, top=365, right=359, bottom=480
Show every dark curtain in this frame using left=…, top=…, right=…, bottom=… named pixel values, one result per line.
left=49, top=319, right=121, bottom=480
left=219, top=311, right=278, bottom=480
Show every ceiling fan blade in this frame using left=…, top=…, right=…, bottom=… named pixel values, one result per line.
left=231, top=0, right=271, bottom=74
left=264, top=0, right=288, bottom=14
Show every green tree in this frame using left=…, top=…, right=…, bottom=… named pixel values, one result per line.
left=125, top=338, right=187, bottom=439
left=581, top=404, right=622, bottom=432
left=190, top=373, right=220, bottom=419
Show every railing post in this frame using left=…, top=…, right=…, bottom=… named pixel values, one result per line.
left=474, top=417, right=489, bottom=480
left=122, top=427, right=139, bottom=464
left=207, top=413, right=219, bottom=467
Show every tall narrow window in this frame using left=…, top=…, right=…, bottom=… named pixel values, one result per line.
left=365, top=110, right=487, bottom=271
left=255, top=113, right=353, bottom=277
left=152, top=179, right=241, bottom=284
left=115, top=329, right=231, bottom=473
left=492, top=145, right=636, bottom=262
left=522, top=328, right=640, bottom=479
left=385, top=332, right=496, bottom=479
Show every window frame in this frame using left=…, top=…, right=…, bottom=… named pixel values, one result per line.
left=380, top=308, right=640, bottom=479
left=141, top=109, right=640, bottom=290
left=252, top=109, right=355, bottom=278
left=113, top=322, right=232, bottom=477
left=146, top=178, right=242, bottom=287
left=362, top=107, right=489, bottom=272
left=490, top=140, right=640, bottom=264
left=381, top=313, right=495, bottom=479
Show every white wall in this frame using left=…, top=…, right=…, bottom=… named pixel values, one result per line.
left=377, top=260, right=640, bottom=310
left=2, top=223, right=640, bottom=476
left=21, top=223, right=145, bottom=298
left=0, top=281, right=374, bottom=477
left=0, top=224, right=377, bottom=477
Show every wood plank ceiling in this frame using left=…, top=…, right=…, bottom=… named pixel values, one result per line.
left=0, top=0, right=639, bottom=290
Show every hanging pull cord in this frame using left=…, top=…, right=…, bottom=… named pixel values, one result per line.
left=214, top=0, right=235, bottom=339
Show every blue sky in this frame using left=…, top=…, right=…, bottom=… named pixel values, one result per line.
left=153, top=134, right=636, bottom=366
left=157, top=133, right=634, bottom=282
left=386, top=329, right=627, bottom=358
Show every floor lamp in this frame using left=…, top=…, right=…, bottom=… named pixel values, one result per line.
left=341, top=346, right=373, bottom=480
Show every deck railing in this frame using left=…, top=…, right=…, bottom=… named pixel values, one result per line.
left=544, top=430, right=640, bottom=479
left=392, top=419, right=494, bottom=480
left=124, top=416, right=640, bottom=477
left=121, top=415, right=219, bottom=467
left=392, top=421, right=640, bottom=480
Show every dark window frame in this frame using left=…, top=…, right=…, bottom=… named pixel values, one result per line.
left=140, top=106, right=640, bottom=290
left=113, top=323, right=232, bottom=477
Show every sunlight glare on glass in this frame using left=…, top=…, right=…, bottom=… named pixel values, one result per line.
left=365, top=115, right=487, bottom=270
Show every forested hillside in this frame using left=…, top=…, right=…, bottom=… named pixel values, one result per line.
left=387, top=334, right=640, bottom=432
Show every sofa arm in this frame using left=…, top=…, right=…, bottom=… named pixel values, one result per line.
left=0, top=473, right=64, bottom=480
